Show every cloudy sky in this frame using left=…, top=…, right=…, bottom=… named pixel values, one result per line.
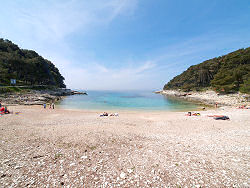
left=0, top=0, right=249, bottom=90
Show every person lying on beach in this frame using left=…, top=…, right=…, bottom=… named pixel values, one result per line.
left=186, top=112, right=200, bottom=116
left=100, top=112, right=119, bottom=117
left=207, top=115, right=227, bottom=117
left=207, top=115, right=230, bottom=120
left=109, top=113, right=119, bottom=116
left=192, top=113, right=200, bottom=116
left=214, top=116, right=230, bottom=120
left=100, top=112, right=109, bottom=117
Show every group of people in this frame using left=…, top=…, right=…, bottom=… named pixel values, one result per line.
left=0, top=101, right=10, bottom=115
left=100, top=112, right=119, bottom=117
left=43, top=102, right=55, bottom=109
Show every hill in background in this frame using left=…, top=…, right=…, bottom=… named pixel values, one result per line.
left=164, top=47, right=250, bottom=94
left=0, top=39, right=65, bottom=88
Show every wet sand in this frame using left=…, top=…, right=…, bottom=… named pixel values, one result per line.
left=0, top=105, right=249, bottom=187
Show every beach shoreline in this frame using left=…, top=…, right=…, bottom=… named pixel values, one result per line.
left=0, top=105, right=249, bottom=187
left=159, top=89, right=250, bottom=107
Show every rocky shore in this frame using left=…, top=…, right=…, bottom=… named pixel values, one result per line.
left=159, top=90, right=250, bottom=107
left=0, top=89, right=86, bottom=105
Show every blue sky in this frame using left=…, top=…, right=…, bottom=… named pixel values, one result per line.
left=0, top=0, right=249, bottom=90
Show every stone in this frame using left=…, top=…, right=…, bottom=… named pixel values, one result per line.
left=120, top=172, right=126, bottom=179
left=127, top=168, right=133, bottom=174
left=81, top=156, right=88, bottom=159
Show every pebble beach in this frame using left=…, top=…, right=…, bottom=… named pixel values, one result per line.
left=0, top=105, right=249, bottom=187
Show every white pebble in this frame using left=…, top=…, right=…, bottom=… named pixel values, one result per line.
left=120, top=172, right=126, bottom=179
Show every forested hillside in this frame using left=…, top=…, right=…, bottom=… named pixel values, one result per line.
left=164, top=47, right=250, bottom=94
left=0, top=39, right=65, bottom=88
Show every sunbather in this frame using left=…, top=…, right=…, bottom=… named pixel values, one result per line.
left=100, top=112, right=108, bottom=117
left=109, top=113, right=119, bottom=116
left=214, top=116, right=229, bottom=120
left=193, top=113, right=200, bottom=116
left=0, top=106, right=10, bottom=114
left=4, top=106, right=10, bottom=114
left=186, top=112, right=200, bottom=116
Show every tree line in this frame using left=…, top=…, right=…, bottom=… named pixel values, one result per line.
left=0, top=39, right=66, bottom=88
left=164, top=47, right=250, bottom=94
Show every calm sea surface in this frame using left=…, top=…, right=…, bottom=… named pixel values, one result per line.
left=57, top=91, right=198, bottom=111
left=57, top=90, right=199, bottom=111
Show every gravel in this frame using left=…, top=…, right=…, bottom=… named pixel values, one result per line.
left=0, top=105, right=249, bottom=187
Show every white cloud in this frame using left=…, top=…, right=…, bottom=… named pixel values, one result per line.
left=105, top=0, right=138, bottom=22
left=6, top=0, right=138, bottom=42
left=57, top=59, right=157, bottom=90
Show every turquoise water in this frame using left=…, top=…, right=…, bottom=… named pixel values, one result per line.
left=57, top=90, right=199, bottom=111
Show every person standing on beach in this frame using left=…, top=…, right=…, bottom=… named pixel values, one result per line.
left=215, top=102, right=218, bottom=108
left=43, top=103, right=46, bottom=109
left=52, top=103, right=55, bottom=109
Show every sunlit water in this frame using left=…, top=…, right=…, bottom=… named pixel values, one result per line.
left=57, top=90, right=200, bottom=111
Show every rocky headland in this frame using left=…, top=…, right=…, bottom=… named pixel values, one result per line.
left=159, top=90, right=250, bottom=107
left=0, top=89, right=87, bottom=105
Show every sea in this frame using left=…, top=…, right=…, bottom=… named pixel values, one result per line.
left=57, top=90, right=200, bottom=111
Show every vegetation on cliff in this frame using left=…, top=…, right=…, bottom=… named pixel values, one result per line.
left=164, top=47, right=250, bottom=94
left=0, top=39, right=65, bottom=88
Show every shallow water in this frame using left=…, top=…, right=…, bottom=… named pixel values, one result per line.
left=57, top=90, right=200, bottom=111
